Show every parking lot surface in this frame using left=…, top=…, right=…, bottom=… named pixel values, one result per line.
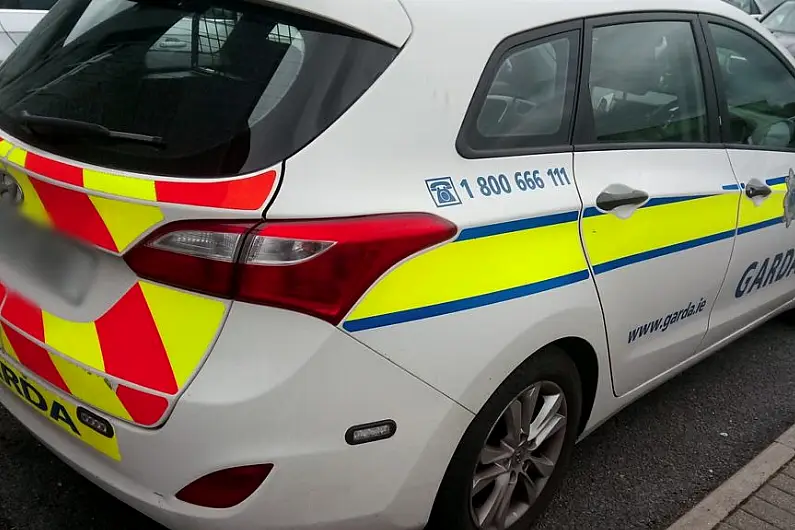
left=2, top=318, right=795, bottom=530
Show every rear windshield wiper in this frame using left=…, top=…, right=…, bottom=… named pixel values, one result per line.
left=19, top=111, right=165, bottom=147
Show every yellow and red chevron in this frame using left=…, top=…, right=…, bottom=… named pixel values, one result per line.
left=0, top=281, right=227, bottom=426
left=0, top=137, right=278, bottom=253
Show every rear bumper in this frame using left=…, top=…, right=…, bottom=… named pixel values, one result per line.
left=0, top=303, right=472, bottom=530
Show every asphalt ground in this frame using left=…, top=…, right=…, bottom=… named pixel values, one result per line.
left=1, top=317, right=795, bottom=530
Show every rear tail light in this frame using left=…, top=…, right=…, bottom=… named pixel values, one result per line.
left=175, top=464, right=274, bottom=508
left=125, top=214, right=456, bottom=324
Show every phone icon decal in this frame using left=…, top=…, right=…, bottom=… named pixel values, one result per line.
left=425, top=177, right=462, bottom=208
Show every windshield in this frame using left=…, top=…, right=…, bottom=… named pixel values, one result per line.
left=764, top=1, right=795, bottom=31
left=758, top=0, right=787, bottom=12
left=726, top=0, right=756, bottom=13
left=0, top=0, right=397, bottom=178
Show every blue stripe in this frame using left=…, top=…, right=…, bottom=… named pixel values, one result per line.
left=722, top=184, right=740, bottom=191
left=584, top=194, right=714, bottom=218
left=456, top=211, right=579, bottom=241
left=593, top=229, right=736, bottom=275
left=644, top=194, right=711, bottom=207
left=766, top=176, right=786, bottom=186
left=343, top=270, right=590, bottom=332
left=738, top=217, right=781, bottom=235
left=583, top=207, right=601, bottom=218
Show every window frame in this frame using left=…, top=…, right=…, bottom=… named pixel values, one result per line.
left=573, top=11, right=722, bottom=152
left=700, top=13, right=795, bottom=153
left=455, top=19, right=583, bottom=159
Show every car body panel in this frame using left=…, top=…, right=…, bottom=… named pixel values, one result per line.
left=1, top=0, right=795, bottom=529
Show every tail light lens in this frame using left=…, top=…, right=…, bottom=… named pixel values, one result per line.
left=176, top=464, right=274, bottom=508
left=125, top=214, right=456, bottom=325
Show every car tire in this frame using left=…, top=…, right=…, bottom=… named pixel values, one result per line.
left=427, top=346, right=582, bottom=530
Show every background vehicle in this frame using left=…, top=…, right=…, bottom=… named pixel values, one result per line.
left=0, top=0, right=54, bottom=61
left=762, top=0, right=795, bottom=53
left=724, top=0, right=788, bottom=17
left=725, top=0, right=765, bottom=16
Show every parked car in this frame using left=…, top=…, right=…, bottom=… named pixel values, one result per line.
left=0, top=0, right=54, bottom=61
left=725, top=0, right=765, bottom=16
left=723, top=0, right=788, bottom=16
left=3, top=1, right=795, bottom=530
left=762, top=0, right=795, bottom=53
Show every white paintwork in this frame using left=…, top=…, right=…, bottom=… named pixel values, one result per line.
left=2, top=0, right=795, bottom=529
left=0, top=304, right=472, bottom=530
left=703, top=150, right=795, bottom=347
left=575, top=149, right=739, bottom=396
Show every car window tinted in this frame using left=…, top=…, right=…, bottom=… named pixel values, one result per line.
left=709, top=23, right=795, bottom=147
left=0, top=0, right=55, bottom=8
left=587, top=21, right=708, bottom=144
left=0, top=0, right=397, bottom=178
left=460, top=29, right=579, bottom=154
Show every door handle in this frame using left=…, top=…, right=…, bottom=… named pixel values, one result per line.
left=745, top=182, right=772, bottom=199
left=596, top=187, right=650, bottom=212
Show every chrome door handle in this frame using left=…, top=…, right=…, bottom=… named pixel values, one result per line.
left=745, top=182, right=772, bottom=199
left=596, top=188, right=650, bottom=212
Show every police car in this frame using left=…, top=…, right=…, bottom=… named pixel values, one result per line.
left=0, top=0, right=793, bottom=529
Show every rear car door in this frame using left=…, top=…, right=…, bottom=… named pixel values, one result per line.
left=700, top=15, right=795, bottom=347
left=573, top=13, right=740, bottom=397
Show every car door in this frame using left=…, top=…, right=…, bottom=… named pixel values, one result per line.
left=0, top=0, right=54, bottom=45
left=573, top=13, right=740, bottom=397
left=699, top=16, right=795, bottom=348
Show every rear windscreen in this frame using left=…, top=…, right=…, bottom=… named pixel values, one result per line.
left=0, top=0, right=397, bottom=177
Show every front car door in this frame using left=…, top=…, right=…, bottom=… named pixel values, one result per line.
left=573, top=13, right=740, bottom=396
left=700, top=15, right=795, bottom=348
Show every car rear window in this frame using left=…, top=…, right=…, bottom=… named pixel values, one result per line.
left=0, top=0, right=398, bottom=177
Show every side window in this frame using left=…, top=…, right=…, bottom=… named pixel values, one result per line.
left=587, top=21, right=708, bottom=144
left=459, top=29, right=579, bottom=154
left=709, top=23, right=795, bottom=148
left=0, top=0, right=55, bottom=8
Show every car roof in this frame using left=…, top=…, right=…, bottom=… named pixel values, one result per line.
left=400, top=0, right=755, bottom=35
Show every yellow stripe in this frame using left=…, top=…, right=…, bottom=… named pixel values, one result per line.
left=83, top=169, right=157, bottom=201
left=582, top=195, right=738, bottom=267
left=0, top=139, right=14, bottom=158
left=0, top=356, right=120, bottom=461
left=0, top=327, right=20, bottom=362
left=42, top=313, right=105, bottom=372
left=49, top=354, right=132, bottom=422
left=90, top=196, right=164, bottom=252
left=139, top=282, right=226, bottom=388
left=348, top=220, right=587, bottom=321
left=738, top=185, right=785, bottom=228
left=7, top=146, right=26, bottom=167
left=7, top=161, right=52, bottom=228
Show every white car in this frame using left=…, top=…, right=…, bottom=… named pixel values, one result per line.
left=0, top=1, right=794, bottom=529
left=0, top=0, right=53, bottom=61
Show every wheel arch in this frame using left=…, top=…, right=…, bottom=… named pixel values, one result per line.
left=548, top=336, right=599, bottom=435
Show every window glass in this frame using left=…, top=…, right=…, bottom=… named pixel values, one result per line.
left=709, top=23, right=795, bottom=147
left=588, top=21, right=708, bottom=144
left=463, top=30, right=578, bottom=152
left=763, top=1, right=795, bottom=33
left=0, top=0, right=397, bottom=177
left=726, top=0, right=755, bottom=13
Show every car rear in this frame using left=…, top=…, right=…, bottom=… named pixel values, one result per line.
left=0, top=1, right=471, bottom=528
